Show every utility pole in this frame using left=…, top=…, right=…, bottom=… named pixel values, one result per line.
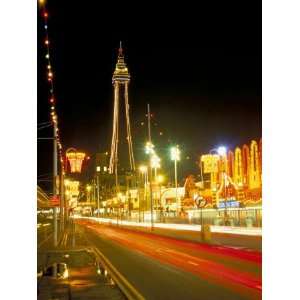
left=60, top=168, right=64, bottom=233
left=147, top=104, right=154, bottom=231
left=96, top=175, right=100, bottom=218
left=53, top=121, right=58, bottom=247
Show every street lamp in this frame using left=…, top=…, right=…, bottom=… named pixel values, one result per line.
left=145, top=142, right=154, bottom=231
left=145, top=142, right=154, bottom=155
left=86, top=185, right=92, bottom=203
left=211, top=146, right=228, bottom=223
left=150, top=154, right=161, bottom=180
left=156, top=175, right=164, bottom=220
left=170, top=145, right=180, bottom=215
left=138, top=165, right=148, bottom=222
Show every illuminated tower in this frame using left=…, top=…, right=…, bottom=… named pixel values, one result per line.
left=109, top=42, right=135, bottom=181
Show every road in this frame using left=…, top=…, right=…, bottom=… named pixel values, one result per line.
left=76, top=219, right=261, bottom=300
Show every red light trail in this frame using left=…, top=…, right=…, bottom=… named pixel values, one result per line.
left=78, top=220, right=261, bottom=299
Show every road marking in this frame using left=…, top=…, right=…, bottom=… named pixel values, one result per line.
left=187, top=261, right=198, bottom=266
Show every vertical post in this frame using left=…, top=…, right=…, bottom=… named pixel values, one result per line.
left=200, top=158, right=204, bottom=187
left=147, top=104, right=154, bottom=231
left=60, top=169, right=64, bottom=233
left=175, top=158, right=178, bottom=215
left=96, top=175, right=100, bottom=218
left=138, top=173, right=141, bottom=222
left=147, top=103, right=151, bottom=144
left=64, top=180, right=68, bottom=225
left=53, top=121, right=58, bottom=247
left=149, top=165, right=154, bottom=231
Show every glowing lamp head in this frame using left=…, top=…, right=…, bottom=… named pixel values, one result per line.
left=170, top=146, right=180, bottom=161
left=150, top=154, right=161, bottom=169
left=217, top=146, right=227, bottom=156
left=139, top=165, right=147, bottom=173
left=157, top=175, right=164, bottom=184
left=145, top=142, right=154, bottom=155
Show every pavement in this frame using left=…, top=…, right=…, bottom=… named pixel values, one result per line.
left=37, top=221, right=126, bottom=300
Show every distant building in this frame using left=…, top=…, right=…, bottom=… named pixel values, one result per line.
left=95, top=152, right=109, bottom=174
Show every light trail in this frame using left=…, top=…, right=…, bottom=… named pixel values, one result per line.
left=79, top=220, right=261, bottom=299
left=74, top=216, right=262, bottom=236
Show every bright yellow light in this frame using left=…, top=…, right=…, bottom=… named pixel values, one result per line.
left=64, top=179, right=70, bottom=186
left=157, top=175, right=164, bottom=184
left=145, top=142, right=154, bottom=155
left=139, top=165, right=147, bottom=173
left=86, top=185, right=91, bottom=192
left=62, top=269, right=69, bottom=279
left=170, top=146, right=180, bottom=161
left=117, top=193, right=122, bottom=198
left=151, top=154, right=161, bottom=169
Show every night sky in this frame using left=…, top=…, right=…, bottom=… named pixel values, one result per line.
left=38, top=1, right=261, bottom=191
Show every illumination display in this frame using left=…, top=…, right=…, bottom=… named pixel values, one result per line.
left=66, top=149, right=86, bottom=173
left=109, top=42, right=135, bottom=175
left=39, top=2, right=65, bottom=172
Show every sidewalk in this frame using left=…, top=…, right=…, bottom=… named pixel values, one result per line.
left=37, top=223, right=126, bottom=300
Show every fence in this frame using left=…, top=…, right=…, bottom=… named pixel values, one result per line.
left=94, top=207, right=262, bottom=228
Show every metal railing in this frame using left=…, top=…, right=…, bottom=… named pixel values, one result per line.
left=90, top=246, right=145, bottom=300
left=94, top=207, right=262, bottom=228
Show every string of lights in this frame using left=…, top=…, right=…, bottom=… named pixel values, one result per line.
left=38, top=0, right=64, bottom=171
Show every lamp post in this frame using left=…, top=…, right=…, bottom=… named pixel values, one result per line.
left=156, top=175, right=164, bottom=222
left=64, top=179, right=70, bottom=223
left=210, top=146, right=228, bottom=223
left=145, top=142, right=154, bottom=231
left=96, top=176, right=100, bottom=218
left=139, top=165, right=148, bottom=222
left=86, top=185, right=91, bottom=202
left=150, top=154, right=161, bottom=181
left=170, top=146, right=180, bottom=215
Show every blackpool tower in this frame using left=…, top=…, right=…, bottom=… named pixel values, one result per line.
left=109, top=42, right=135, bottom=183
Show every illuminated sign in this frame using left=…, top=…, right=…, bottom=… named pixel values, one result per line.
left=218, top=200, right=240, bottom=208
left=201, top=154, right=219, bottom=173
left=66, top=149, right=86, bottom=173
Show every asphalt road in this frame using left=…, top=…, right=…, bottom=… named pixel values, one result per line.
left=77, top=220, right=261, bottom=300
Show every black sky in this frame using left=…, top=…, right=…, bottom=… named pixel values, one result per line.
left=38, top=1, right=261, bottom=190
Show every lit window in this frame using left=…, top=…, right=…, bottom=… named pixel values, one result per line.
left=104, top=166, right=107, bottom=172
left=96, top=166, right=100, bottom=172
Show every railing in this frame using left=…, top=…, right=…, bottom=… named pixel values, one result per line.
left=90, top=247, right=145, bottom=300
left=91, top=207, right=262, bottom=228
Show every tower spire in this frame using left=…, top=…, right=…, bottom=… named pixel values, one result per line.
left=118, top=40, right=123, bottom=56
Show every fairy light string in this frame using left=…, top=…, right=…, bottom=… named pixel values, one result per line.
left=39, top=0, right=64, bottom=171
